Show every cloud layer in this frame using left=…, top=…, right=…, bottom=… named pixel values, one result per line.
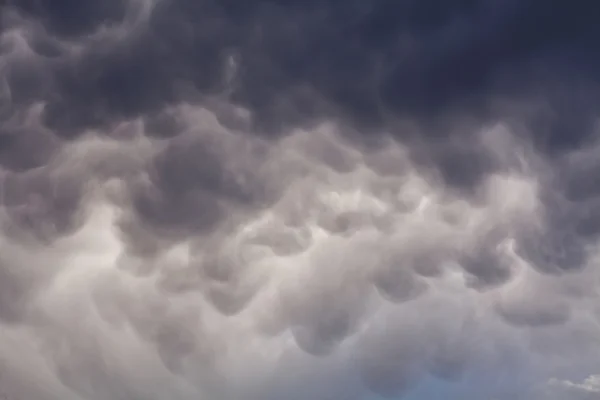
left=1, top=1, right=600, bottom=399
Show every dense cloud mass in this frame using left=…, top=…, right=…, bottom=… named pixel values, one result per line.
left=0, top=1, right=600, bottom=399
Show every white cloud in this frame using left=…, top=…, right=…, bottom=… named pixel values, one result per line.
left=535, top=374, right=600, bottom=400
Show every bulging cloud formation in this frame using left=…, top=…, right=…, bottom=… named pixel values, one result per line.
left=1, top=1, right=600, bottom=399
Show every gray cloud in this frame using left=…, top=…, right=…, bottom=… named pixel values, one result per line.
left=1, top=1, right=600, bottom=399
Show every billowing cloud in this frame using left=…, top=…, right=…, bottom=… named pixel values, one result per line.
left=1, top=1, right=600, bottom=399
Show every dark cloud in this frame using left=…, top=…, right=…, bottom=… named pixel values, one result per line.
left=10, top=0, right=128, bottom=38
left=2, top=0, right=598, bottom=208
left=4, top=0, right=598, bottom=136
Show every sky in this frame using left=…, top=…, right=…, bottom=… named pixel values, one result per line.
left=1, top=1, right=600, bottom=399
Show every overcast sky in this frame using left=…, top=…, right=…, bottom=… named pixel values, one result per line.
left=1, top=1, right=600, bottom=399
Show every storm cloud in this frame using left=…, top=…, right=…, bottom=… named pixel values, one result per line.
left=0, top=0, right=600, bottom=399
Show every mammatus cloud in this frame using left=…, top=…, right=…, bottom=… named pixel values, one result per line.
left=1, top=1, right=600, bottom=399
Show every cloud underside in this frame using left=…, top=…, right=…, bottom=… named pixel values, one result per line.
left=1, top=1, right=600, bottom=399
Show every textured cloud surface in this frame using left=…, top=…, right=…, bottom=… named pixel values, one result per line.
left=1, top=1, right=600, bottom=399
